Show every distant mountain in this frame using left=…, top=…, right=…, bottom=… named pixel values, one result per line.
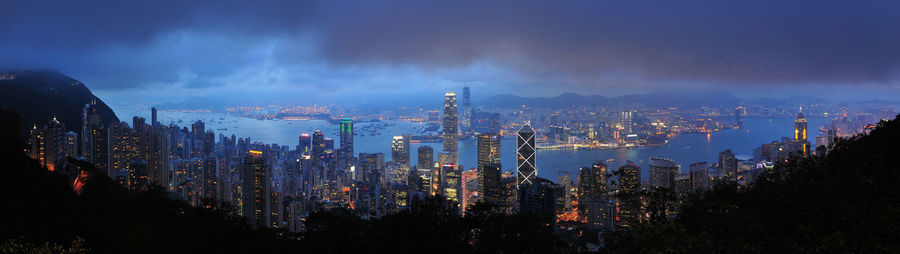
left=0, top=70, right=119, bottom=137
left=479, top=91, right=742, bottom=108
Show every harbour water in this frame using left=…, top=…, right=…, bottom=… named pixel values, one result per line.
left=116, top=107, right=828, bottom=182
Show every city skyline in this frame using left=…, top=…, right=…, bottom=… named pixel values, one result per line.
left=2, top=1, right=900, bottom=252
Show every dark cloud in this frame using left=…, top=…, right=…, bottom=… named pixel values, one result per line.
left=1, top=0, right=899, bottom=94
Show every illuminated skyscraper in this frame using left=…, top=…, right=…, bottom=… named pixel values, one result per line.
left=242, top=150, right=271, bottom=229
left=476, top=133, right=501, bottom=171
left=621, top=111, right=633, bottom=135
left=298, top=133, right=311, bottom=153
left=340, top=118, right=353, bottom=168
left=735, top=106, right=744, bottom=128
left=442, top=92, right=458, bottom=164
left=480, top=163, right=503, bottom=208
left=794, top=110, right=809, bottom=156
left=461, top=86, right=471, bottom=131
left=794, top=110, right=807, bottom=141
left=689, top=162, right=709, bottom=191
left=648, top=158, right=678, bottom=189
left=578, top=162, right=609, bottom=229
left=440, top=163, right=462, bottom=209
left=391, top=135, right=410, bottom=167
left=516, top=123, right=536, bottom=186
left=718, top=149, right=737, bottom=181
left=391, top=134, right=410, bottom=183
left=28, top=117, right=66, bottom=171
left=617, top=162, right=641, bottom=228
left=311, top=130, right=325, bottom=164
left=191, top=120, right=205, bottom=157
left=417, top=145, right=434, bottom=170
left=83, top=101, right=108, bottom=172
left=107, top=121, right=135, bottom=176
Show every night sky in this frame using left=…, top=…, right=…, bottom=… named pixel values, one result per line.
left=2, top=0, right=899, bottom=105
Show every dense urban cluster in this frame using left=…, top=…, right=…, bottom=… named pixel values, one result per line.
left=21, top=86, right=894, bottom=249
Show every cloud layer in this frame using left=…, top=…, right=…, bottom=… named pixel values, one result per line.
left=2, top=0, right=899, bottom=100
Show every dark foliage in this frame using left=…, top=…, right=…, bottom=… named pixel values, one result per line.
left=299, top=199, right=568, bottom=253
left=603, top=115, right=900, bottom=253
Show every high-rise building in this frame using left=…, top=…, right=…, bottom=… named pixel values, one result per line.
left=391, top=134, right=411, bottom=183
left=128, top=158, right=149, bottom=191
left=340, top=118, right=353, bottom=168
left=579, top=162, right=609, bottom=229
left=460, top=86, right=472, bottom=131
left=480, top=163, right=503, bottom=208
left=191, top=120, right=205, bottom=158
left=735, top=106, right=743, bottom=128
left=417, top=145, right=434, bottom=170
left=688, top=162, right=709, bottom=191
left=718, top=149, right=737, bottom=181
left=476, top=133, right=501, bottom=171
left=517, top=177, right=557, bottom=225
left=28, top=117, right=66, bottom=171
left=298, top=133, right=311, bottom=153
left=202, top=157, right=217, bottom=199
left=794, top=110, right=807, bottom=141
left=794, top=110, right=810, bottom=157
left=617, top=162, right=641, bottom=228
left=391, top=135, right=410, bottom=167
left=442, top=92, right=458, bottom=164
left=151, top=107, right=158, bottom=126
left=621, top=111, right=633, bottom=135
left=83, top=102, right=108, bottom=172
left=311, top=130, right=325, bottom=164
left=440, top=163, right=462, bottom=210
left=242, top=150, right=271, bottom=229
left=516, top=123, right=536, bottom=186
left=648, top=158, right=678, bottom=189
left=107, top=121, right=135, bottom=177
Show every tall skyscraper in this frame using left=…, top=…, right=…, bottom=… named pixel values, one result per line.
left=578, top=162, right=609, bottom=228
left=794, top=110, right=807, bottom=141
left=648, top=158, right=678, bottom=189
left=391, top=134, right=411, bottom=183
left=461, top=86, right=471, bottom=131
left=417, top=145, right=434, bottom=170
left=621, top=111, right=633, bottom=135
left=617, top=162, right=641, bottom=228
left=442, top=92, right=458, bottom=164
left=311, top=130, right=325, bottom=164
left=735, top=106, right=743, bottom=128
left=516, top=123, right=536, bottom=186
left=298, top=133, right=311, bottom=153
left=718, top=149, right=737, bottom=181
left=517, top=177, right=557, bottom=225
left=480, top=163, right=503, bottom=208
left=340, top=118, right=353, bottom=168
left=242, top=150, right=271, bottom=229
left=688, top=162, right=709, bottom=191
left=151, top=107, right=158, bottom=126
left=391, top=135, right=410, bottom=167
left=28, top=117, right=66, bottom=171
left=476, top=133, right=501, bottom=171
left=794, top=110, right=809, bottom=156
left=191, top=120, right=205, bottom=158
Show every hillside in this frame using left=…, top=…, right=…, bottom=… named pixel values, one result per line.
left=0, top=70, right=118, bottom=138
left=603, top=115, right=900, bottom=253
